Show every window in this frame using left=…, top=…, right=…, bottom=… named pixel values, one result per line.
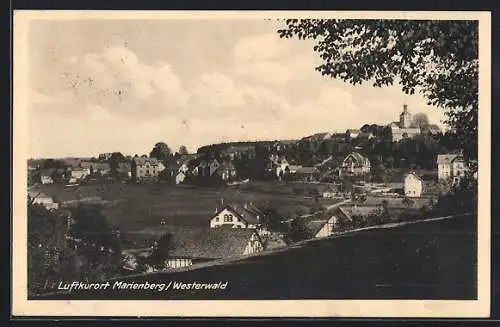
left=224, top=214, right=233, bottom=222
left=215, top=217, right=219, bottom=222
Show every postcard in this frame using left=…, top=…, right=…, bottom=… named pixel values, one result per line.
left=12, top=10, right=491, bottom=317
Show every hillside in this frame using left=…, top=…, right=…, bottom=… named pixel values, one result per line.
left=35, top=213, right=477, bottom=300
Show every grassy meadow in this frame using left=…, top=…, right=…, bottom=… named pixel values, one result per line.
left=33, top=181, right=340, bottom=231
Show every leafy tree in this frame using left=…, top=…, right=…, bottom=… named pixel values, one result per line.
left=287, top=217, right=308, bottom=242
left=108, top=152, right=125, bottom=176
left=278, top=19, right=478, bottom=161
left=411, top=113, right=430, bottom=129
left=149, top=233, right=174, bottom=270
left=150, top=142, right=173, bottom=164
left=178, top=145, right=189, bottom=155
left=68, top=204, right=120, bottom=253
left=27, top=202, right=74, bottom=295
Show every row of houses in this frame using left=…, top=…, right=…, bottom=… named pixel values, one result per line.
left=403, top=153, right=474, bottom=198
left=38, top=161, right=132, bottom=185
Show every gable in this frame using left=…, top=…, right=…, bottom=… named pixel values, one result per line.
left=211, top=207, right=244, bottom=223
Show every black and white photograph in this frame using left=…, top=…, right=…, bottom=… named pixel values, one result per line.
left=12, top=10, right=491, bottom=317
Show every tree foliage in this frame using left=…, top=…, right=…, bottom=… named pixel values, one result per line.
left=150, top=142, right=173, bottom=164
left=69, top=204, right=120, bottom=253
left=278, top=19, right=478, bottom=161
left=178, top=145, right=189, bottom=155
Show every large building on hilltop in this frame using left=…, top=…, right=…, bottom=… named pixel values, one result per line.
left=388, top=104, right=422, bottom=142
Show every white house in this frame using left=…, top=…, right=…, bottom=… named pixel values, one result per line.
left=40, top=175, right=54, bottom=185
left=175, top=171, right=186, bottom=185
left=69, top=167, right=89, bottom=180
left=404, top=172, right=424, bottom=198
left=340, top=152, right=371, bottom=177
left=28, top=190, right=59, bottom=210
left=209, top=203, right=262, bottom=229
left=209, top=159, right=220, bottom=176
left=437, top=153, right=467, bottom=184
left=305, top=209, right=354, bottom=238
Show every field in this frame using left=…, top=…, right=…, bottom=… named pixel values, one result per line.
left=33, top=181, right=339, bottom=231
left=37, top=213, right=477, bottom=300
left=360, top=195, right=433, bottom=209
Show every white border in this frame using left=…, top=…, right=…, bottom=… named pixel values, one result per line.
left=12, top=10, right=491, bottom=317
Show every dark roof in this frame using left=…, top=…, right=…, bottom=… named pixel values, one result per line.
left=337, top=205, right=381, bottom=220
left=133, top=157, right=161, bottom=167
left=177, top=154, right=197, bottom=165
left=305, top=219, right=329, bottom=236
left=295, top=167, right=318, bottom=175
left=123, top=226, right=259, bottom=259
left=343, top=152, right=371, bottom=166
left=405, top=172, right=424, bottom=182
left=437, top=154, right=463, bottom=164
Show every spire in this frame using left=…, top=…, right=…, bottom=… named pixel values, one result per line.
left=403, top=103, right=408, bottom=113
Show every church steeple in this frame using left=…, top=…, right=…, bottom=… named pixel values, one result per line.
left=399, top=103, right=411, bottom=128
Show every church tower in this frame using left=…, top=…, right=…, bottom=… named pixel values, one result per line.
left=399, top=103, right=412, bottom=128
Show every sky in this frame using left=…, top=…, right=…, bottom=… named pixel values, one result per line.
left=26, top=18, right=446, bottom=158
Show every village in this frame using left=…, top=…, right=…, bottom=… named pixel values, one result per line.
left=27, top=104, right=477, bottom=291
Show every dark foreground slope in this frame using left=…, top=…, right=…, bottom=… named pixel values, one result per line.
left=36, top=213, right=477, bottom=300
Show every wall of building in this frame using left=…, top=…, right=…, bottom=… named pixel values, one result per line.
left=243, top=234, right=264, bottom=255
left=210, top=208, right=248, bottom=228
left=404, top=175, right=423, bottom=197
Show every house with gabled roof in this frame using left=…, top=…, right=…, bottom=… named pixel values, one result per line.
left=437, top=153, right=467, bottom=184
left=209, top=203, right=263, bottom=229
left=340, top=152, right=371, bottom=177
left=131, top=157, right=165, bottom=182
left=122, top=226, right=264, bottom=270
left=404, top=172, right=424, bottom=197
left=39, top=169, right=54, bottom=184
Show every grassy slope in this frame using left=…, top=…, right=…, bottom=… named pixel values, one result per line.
left=36, top=213, right=477, bottom=300
left=34, top=182, right=335, bottom=230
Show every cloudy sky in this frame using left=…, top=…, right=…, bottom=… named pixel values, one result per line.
left=26, top=18, right=446, bottom=158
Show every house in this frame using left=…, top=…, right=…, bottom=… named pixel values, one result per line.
left=98, top=153, right=113, bottom=161
left=177, top=154, right=197, bottom=174
left=334, top=205, right=383, bottom=225
left=92, top=163, right=111, bottom=175
left=209, top=203, right=264, bottom=229
left=339, top=152, right=371, bottom=177
left=437, top=153, right=468, bottom=184
left=388, top=104, right=422, bottom=142
left=28, top=190, right=59, bottom=210
left=404, top=172, right=424, bottom=197
left=345, top=129, right=361, bottom=139
left=39, top=169, right=54, bottom=184
left=288, top=165, right=303, bottom=174
left=175, top=171, right=186, bottom=185
left=131, top=157, right=165, bottom=182
left=69, top=167, right=90, bottom=180
left=209, top=158, right=220, bottom=176
left=273, top=156, right=290, bottom=178
left=217, top=161, right=237, bottom=181
left=304, top=209, right=354, bottom=238
left=122, top=227, right=264, bottom=270
left=294, top=167, right=319, bottom=182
